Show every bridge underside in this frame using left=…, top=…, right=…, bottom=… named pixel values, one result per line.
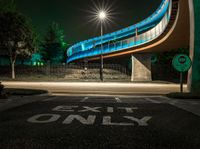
left=68, top=0, right=200, bottom=87
left=88, top=0, right=190, bottom=82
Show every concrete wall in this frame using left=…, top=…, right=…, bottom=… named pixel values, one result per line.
left=131, top=54, right=152, bottom=81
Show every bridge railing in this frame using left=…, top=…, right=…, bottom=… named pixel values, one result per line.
left=67, top=6, right=171, bottom=63
left=67, top=0, right=170, bottom=58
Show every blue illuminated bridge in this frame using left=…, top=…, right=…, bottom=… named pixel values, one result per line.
left=67, top=0, right=189, bottom=64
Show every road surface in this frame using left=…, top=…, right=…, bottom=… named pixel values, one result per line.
left=0, top=95, right=200, bottom=149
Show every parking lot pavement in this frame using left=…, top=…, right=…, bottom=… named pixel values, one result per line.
left=0, top=95, right=200, bottom=149
left=0, top=96, right=50, bottom=112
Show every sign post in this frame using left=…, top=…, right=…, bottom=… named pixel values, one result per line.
left=180, top=71, right=183, bottom=92
left=172, top=54, right=192, bottom=93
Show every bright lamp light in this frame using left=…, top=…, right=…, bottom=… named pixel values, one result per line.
left=99, top=11, right=106, bottom=20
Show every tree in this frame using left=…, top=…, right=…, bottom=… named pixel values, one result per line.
left=40, top=22, right=67, bottom=64
left=0, top=0, right=16, bottom=12
left=0, top=12, right=36, bottom=79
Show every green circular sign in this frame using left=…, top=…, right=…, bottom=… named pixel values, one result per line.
left=172, top=54, right=192, bottom=72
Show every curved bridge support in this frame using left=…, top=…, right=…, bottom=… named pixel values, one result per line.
left=131, top=54, right=152, bottom=81
left=188, top=0, right=200, bottom=92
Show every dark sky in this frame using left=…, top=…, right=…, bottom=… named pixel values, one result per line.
left=16, top=0, right=162, bottom=44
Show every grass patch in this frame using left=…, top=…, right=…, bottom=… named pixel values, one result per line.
left=4, top=88, right=48, bottom=96
left=166, top=92, right=200, bottom=99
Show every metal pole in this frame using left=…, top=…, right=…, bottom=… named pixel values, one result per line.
left=180, top=72, right=183, bottom=93
left=100, top=22, right=104, bottom=81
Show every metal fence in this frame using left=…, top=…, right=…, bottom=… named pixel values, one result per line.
left=0, top=62, right=186, bottom=82
left=0, top=63, right=131, bottom=79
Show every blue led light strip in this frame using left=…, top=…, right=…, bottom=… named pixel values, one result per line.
left=67, top=0, right=171, bottom=63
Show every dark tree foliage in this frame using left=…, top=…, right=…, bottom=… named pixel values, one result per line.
left=0, top=12, right=36, bottom=79
left=156, top=47, right=189, bottom=64
left=40, top=22, right=67, bottom=64
left=0, top=0, right=16, bottom=12
left=152, top=47, right=189, bottom=81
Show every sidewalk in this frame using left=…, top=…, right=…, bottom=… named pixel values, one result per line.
left=2, top=81, right=188, bottom=95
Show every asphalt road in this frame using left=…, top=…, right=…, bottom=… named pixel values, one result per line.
left=0, top=95, right=200, bottom=149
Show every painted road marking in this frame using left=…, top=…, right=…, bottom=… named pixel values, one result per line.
left=53, top=106, right=79, bottom=112
left=63, top=115, right=96, bottom=125
left=144, top=98, right=161, bottom=104
left=81, top=97, right=88, bottom=102
left=124, top=116, right=152, bottom=126
left=28, top=114, right=152, bottom=126
left=107, top=107, right=114, bottom=113
left=52, top=106, right=138, bottom=113
left=102, top=116, right=151, bottom=126
left=79, top=106, right=101, bottom=113
left=27, top=105, right=152, bottom=126
left=0, top=99, right=12, bottom=103
left=43, top=97, right=58, bottom=102
left=115, top=97, right=122, bottom=103
left=102, top=116, right=134, bottom=126
left=168, top=100, right=179, bottom=105
left=28, top=114, right=61, bottom=123
left=118, top=107, right=138, bottom=113
left=190, top=102, right=200, bottom=105
left=159, top=96, right=200, bottom=117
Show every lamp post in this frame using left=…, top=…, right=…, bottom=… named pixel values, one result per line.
left=99, top=11, right=106, bottom=81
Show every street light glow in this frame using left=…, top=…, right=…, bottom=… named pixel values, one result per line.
left=85, top=1, right=116, bottom=27
left=99, top=11, right=106, bottom=20
left=85, top=1, right=116, bottom=81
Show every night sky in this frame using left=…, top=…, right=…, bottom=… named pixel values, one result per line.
left=16, top=0, right=162, bottom=44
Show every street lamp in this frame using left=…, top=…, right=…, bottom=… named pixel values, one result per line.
left=98, top=10, right=107, bottom=81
